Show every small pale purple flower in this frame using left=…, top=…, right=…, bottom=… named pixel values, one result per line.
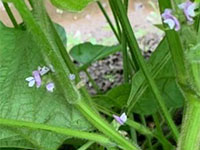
left=162, top=9, right=181, bottom=31
left=69, top=74, right=76, bottom=80
left=179, top=0, right=197, bottom=23
left=32, top=71, right=42, bottom=88
left=46, top=82, right=55, bottom=92
left=38, top=66, right=50, bottom=76
left=113, top=113, right=127, bottom=125
left=25, top=77, right=36, bottom=87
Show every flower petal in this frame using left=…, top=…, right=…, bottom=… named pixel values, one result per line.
left=120, top=113, right=127, bottom=123
left=46, top=82, right=55, bottom=92
left=32, top=70, right=42, bottom=88
left=28, top=80, right=35, bottom=87
left=69, top=74, right=76, bottom=80
left=187, top=3, right=196, bottom=17
left=25, top=77, right=34, bottom=82
left=39, top=66, right=50, bottom=76
left=113, top=115, right=124, bottom=125
left=164, top=19, right=175, bottom=29
left=178, top=3, right=186, bottom=9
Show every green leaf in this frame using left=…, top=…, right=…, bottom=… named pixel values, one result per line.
left=133, top=75, right=184, bottom=115
left=70, top=42, right=121, bottom=68
left=50, top=0, right=95, bottom=12
left=127, top=38, right=184, bottom=115
left=54, top=23, right=67, bottom=47
left=93, top=84, right=131, bottom=109
left=106, top=84, right=131, bottom=108
left=0, top=23, right=91, bottom=149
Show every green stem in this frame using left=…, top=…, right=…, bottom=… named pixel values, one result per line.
left=153, top=113, right=171, bottom=150
left=31, top=0, right=93, bottom=106
left=121, top=34, right=129, bottom=83
left=195, top=3, right=200, bottom=32
left=108, top=0, right=122, bottom=39
left=0, top=118, right=111, bottom=145
left=78, top=141, right=95, bottom=150
left=177, top=93, right=200, bottom=150
left=96, top=104, right=174, bottom=148
left=129, top=114, right=137, bottom=143
left=127, top=38, right=171, bottom=114
left=108, top=0, right=139, bottom=70
left=140, top=115, right=153, bottom=150
left=77, top=101, right=140, bottom=150
left=158, top=0, right=187, bottom=85
left=95, top=104, right=153, bottom=136
left=84, top=69, right=101, bottom=93
left=111, top=0, right=179, bottom=140
left=97, top=1, right=120, bottom=42
left=3, top=2, right=18, bottom=28
left=123, top=0, right=129, bottom=12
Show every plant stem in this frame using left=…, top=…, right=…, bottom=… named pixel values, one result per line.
left=77, top=100, right=140, bottom=150
left=127, top=38, right=171, bottom=114
left=158, top=0, right=187, bottom=86
left=129, top=114, right=137, bottom=143
left=140, top=115, right=153, bottom=150
left=108, top=0, right=139, bottom=71
left=84, top=69, right=101, bottom=93
left=153, top=113, right=171, bottom=150
left=121, top=34, right=129, bottom=83
left=78, top=141, right=95, bottom=150
left=97, top=1, right=120, bottom=42
left=3, top=2, right=18, bottom=28
left=0, top=118, right=112, bottom=145
left=111, top=0, right=179, bottom=140
left=108, top=0, right=122, bottom=39
left=123, top=0, right=129, bottom=12
left=177, top=93, right=200, bottom=150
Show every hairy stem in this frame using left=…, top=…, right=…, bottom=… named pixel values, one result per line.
left=177, top=93, right=200, bottom=150
left=0, top=118, right=112, bottom=145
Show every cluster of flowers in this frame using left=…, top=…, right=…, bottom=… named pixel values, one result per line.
left=25, top=65, right=76, bottom=93
left=25, top=65, right=55, bottom=92
left=162, top=0, right=197, bottom=31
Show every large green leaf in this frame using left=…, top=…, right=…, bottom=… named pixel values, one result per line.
left=50, top=0, right=95, bottom=12
left=70, top=42, right=121, bottom=68
left=0, top=23, right=91, bottom=149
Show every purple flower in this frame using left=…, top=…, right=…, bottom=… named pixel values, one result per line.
left=162, top=9, right=181, bottom=31
left=38, top=66, right=50, bottom=76
left=25, top=77, right=36, bottom=87
left=179, top=0, right=197, bottom=23
left=32, top=71, right=42, bottom=88
left=46, top=82, right=55, bottom=92
left=113, top=113, right=127, bottom=125
left=68, top=74, right=76, bottom=80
